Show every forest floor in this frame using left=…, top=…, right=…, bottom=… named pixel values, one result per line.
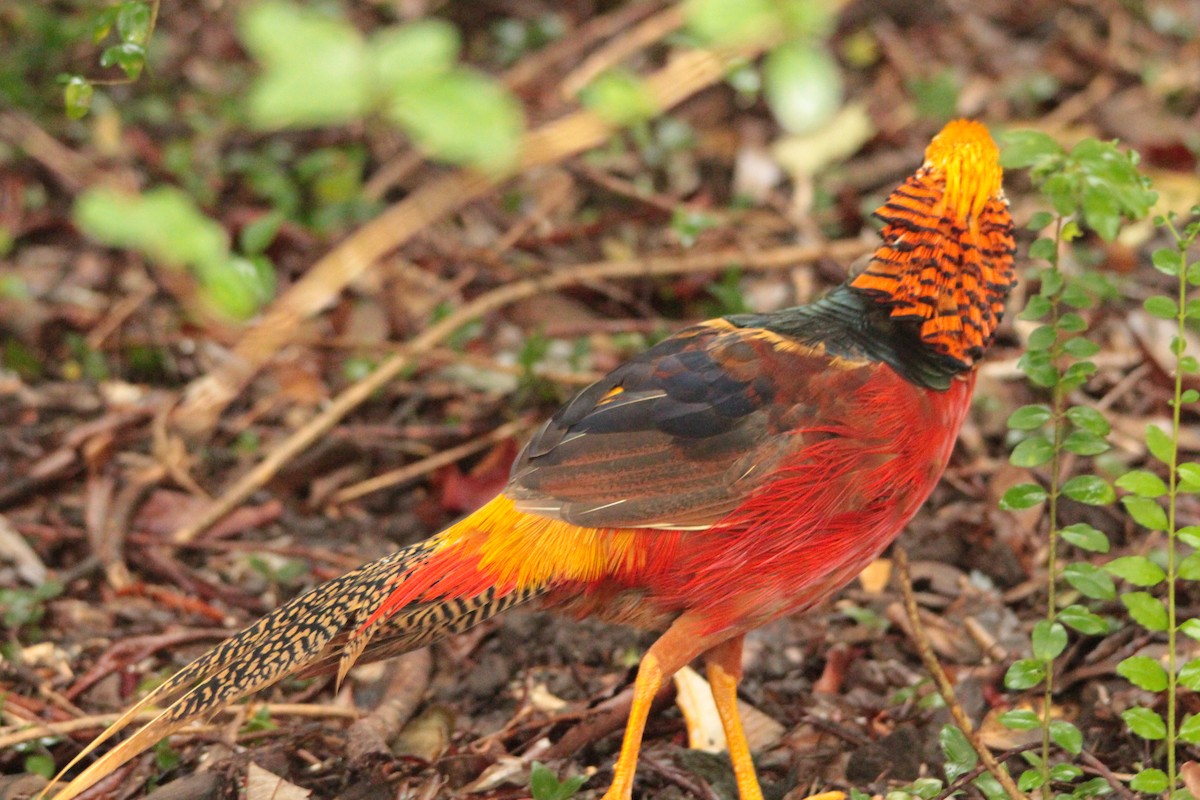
left=2, top=0, right=1200, bottom=798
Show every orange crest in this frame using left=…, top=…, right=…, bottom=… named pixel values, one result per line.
left=849, top=120, right=1015, bottom=369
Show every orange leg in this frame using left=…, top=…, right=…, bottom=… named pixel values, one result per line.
left=704, top=635, right=764, bottom=800
left=601, top=614, right=724, bottom=800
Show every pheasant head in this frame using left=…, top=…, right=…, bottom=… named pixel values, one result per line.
left=850, top=119, right=1016, bottom=370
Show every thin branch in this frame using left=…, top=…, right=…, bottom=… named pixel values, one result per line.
left=0, top=703, right=360, bottom=750
left=330, top=418, right=532, bottom=504
left=894, top=547, right=1026, bottom=800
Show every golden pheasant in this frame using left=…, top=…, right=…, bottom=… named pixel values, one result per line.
left=44, top=119, right=1014, bottom=800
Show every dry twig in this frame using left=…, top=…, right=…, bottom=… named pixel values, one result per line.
left=0, top=703, right=360, bottom=750
left=894, top=547, right=1026, bottom=800
left=330, top=418, right=532, bottom=505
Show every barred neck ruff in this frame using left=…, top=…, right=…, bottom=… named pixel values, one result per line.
left=849, top=120, right=1016, bottom=371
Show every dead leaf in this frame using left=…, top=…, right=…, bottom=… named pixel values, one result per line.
left=858, top=558, right=891, bottom=594
left=394, top=706, right=454, bottom=762
left=1181, top=761, right=1200, bottom=797
left=0, top=514, right=46, bottom=584
left=673, top=665, right=785, bottom=753
left=245, top=763, right=311, bottom=800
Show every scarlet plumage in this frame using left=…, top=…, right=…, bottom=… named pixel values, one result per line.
left=43, top=120, right=1015, bottom=800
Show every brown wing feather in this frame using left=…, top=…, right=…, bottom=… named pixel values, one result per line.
left=506, top=319, right=871, bottom=529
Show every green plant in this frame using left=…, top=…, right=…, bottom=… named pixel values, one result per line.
left=1106, top=209, right=1200, bottom=796
left=61, top=0, right=158, bottom=119
left=73, top=186, right=276, bottom=320
left=240, top=3, right=523, bottom=172
left=529, top=761, right=586, bottom=800
left=998, top=131, right=1157, bottom=797
left=0, top=579, right=64, bottom=639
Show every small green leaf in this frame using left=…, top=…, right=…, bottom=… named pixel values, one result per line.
left=530, top=761, right=587, bottom=800
left=1028, top=237, right=1057, bottom=262
left=1145, top=295, right=1179, bottom=320
left=1081, top=185, right=1121, bottom=241
left=1020, top=295, right=1050, bottom=321
left=683, top=0, right=781, bottom=46
left=1000, top=709, right=1040, bottom=730
left=1042, top=269, right=1065, bottom=298
left=1179, top=715, right=1200, bottom=745
left=1057, top=604, right=1109, bottom=635
left=999, top=130, right=1064, bottom=169
left=91, top=5, right=120, bottom=42
left=939, top=724, right=977, bottom=782
left=1026, top=211, right=1054, bottom=230
left=1105, top=555, right=1166, bottom=587
left=1122, top=707, right=1166, bottom=740
left=1178, top=552, right=1200, bottom=581
left=1152, top=247, right=1181, bottom=275
left=763, top=43, right=843, bottom=136
left=368, top=20, right=459, bottom=90
left=1122, top=496, right=1168, bottom=531
left=100, top=41, right=146, bottom=79
left=1116, top=655, right=1168, bottom=691
left=1060, top=523, right=1109, bottom=553
left=1065, top=405, right=1110, bottom=436
left=1049, top=719, right=1082, bottom=754
left=1181, top=526, right=1200, bottom=549
left=1178, top=462, right=1200, bottom=492
left=1018, top=349, right=1059, bottom=387
left=1010, top=434, right=1054, bottom=467
left=1032, top=620, right=1068, bottom=660
left=1062, top=337, right=1101, bottom=358
left=1018, top=768, right=1045, bottom=793
left=387, top=69, right=524, bottom=172
left=1058, top=312, right=1087, bottom=332
left=1049, top=763, right=1083, bottom=782
left=1072, top=778, right=1112, bottom=799
left=1063, top=430, right=1109, bottom=456
left=241, top=2, right=371, bottom=127
left=1061, top=475, right=1114, bottom=505
left=1181, top=618, right=1200, bottom=640
left=239, top=211, right=285, bottom=256
left=1061, top=360, right=1097, bottom=389
left=23, top=754, right=55, bottom=780
left=63, top=76, right=94, bottom=120
left=580, top=70, right=658, bottom=126
left=999, top=483, right=1047, bottom=510
left=199, top=255, right=276, bottom=319
left=75, top=186, right=229, bottom=271
left=1115, top=469, right=1168, bottom=498
left=116, top=1, right=152, bottom=44
left=1062, top=563, right=1115, bottom=600
left=1130, top=768, right=1169, bottom=793
left=1007, top=404, right=1052, bottom=431
left=1004, top=658, right=1046, bottom=690
left=1178, top=658, right=1200, bottom=691
left=1122, top=592, right=1169, bottom=631
left=1027, top=324, right=1057, bottom=350
left=1146, top=423, right=1175, bottom=464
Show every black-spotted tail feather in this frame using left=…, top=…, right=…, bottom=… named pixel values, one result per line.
left=44, top=540, right=543, bottom=800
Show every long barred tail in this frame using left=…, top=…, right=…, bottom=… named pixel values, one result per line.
left=45, top=538, right=545, bottom=800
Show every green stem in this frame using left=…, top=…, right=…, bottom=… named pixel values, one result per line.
left=1163, top=221, right=1194, bottom=796
left=1042, top=217, right=1066, bottom=799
